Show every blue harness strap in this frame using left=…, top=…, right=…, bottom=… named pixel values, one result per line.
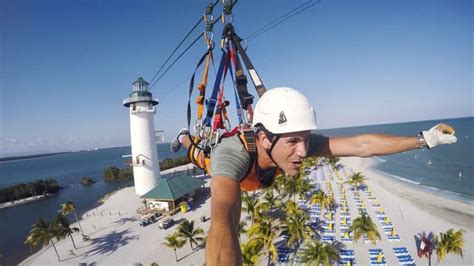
left=203, top=48, right=227, bottom=127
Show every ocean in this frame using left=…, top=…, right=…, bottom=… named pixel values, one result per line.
left=0, top=144, right=187, bottom=265
left=319, top=117, right=474, bottom=203
left=0, top=117, right=472, bottom=265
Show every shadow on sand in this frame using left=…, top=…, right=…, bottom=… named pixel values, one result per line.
left=178, top=243, right=205, bottom=262
left=84, top=229, right=139, bottom=257
left=113, top=216, right=137, bottom=226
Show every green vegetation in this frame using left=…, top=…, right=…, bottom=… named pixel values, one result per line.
left=103, top=167, right=133, bottom=180
left=349, top=211, right=381, bottom=245
left=162, top=218, right=205, bottom=262
left=80, top=176, right=95, bottom=185
left=0, top=179, right=60, bottom=204
left=25, top=200, right=86, bottom=261
left=160, top=156, right=190, bottom=171
left=435, top=229, right=465, bottom=262
left=103, top=156, right=190, bottom=181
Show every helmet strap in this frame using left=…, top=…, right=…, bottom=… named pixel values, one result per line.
left=264, top=134, right=281, bottom=168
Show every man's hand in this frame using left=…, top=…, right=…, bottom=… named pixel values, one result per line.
left=422, top=123, right=457, bottom=148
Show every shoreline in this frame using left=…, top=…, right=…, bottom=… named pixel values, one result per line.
left=0, top=193, right=57, bottom=210
left=20, top=161, right=473, bottom=265
left=372, top=157, right=474, bottom=205
left=343, top=157, right=474, bottom=229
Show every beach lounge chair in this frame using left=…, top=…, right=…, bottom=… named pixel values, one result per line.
left=369, top=249, right=387, bottom=266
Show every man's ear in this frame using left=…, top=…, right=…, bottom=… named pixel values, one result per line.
left=257, top=131, right=272, bottom=150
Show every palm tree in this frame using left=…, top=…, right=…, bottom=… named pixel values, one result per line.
left=325, top=155, right=340, bottom=177
left=60, top=201, right=84, bottom=236
left=310, top=190, right=335, bottom=215
left=349, top=211, right=381, bottom=245
left=272, top=173, right=286, bottom=196
left=284, top=200, right=304, bottom=217
left=281, top=211, right=314, bottom=247
left=302, top=156, right=319, bottom=173
left=261, top=189, right=281, bottom=214
left=241, top=238, right=264, bottom=265
left=247, top=216, right=281, bottom=265
left=435, top=229, right=465, bottom=262
left=24, top=218, right=61, bottom=262
left=177, top=219, right=205, bottom=250
left=345, top=172, right=367, bottom=195
left=52, top=214, right=80, bottom=249
left=163, top=232, right=186, bottom=262
left=241, top=192, right=263, bottom=224
left=238, top=221, right=248, bottom=240
left=302, top=240, right=340, bottom=266
left=282, top=172, right=311, bottom=201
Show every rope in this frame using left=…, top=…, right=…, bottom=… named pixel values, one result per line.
left=246, top=0, right=321, bottom=42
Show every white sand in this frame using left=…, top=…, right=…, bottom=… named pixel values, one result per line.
left=342, top=157, right=473, bottom=266
left=21, top=160, right=473, bottom=265
left=21, top=164, right=211, bottom=266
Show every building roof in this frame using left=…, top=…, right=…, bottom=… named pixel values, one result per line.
left=141, top=175, right=205, bottom=201
left=132, top=77, right=149, bottom=85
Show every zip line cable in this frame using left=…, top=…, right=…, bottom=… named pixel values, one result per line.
left=148, top=0, right=220, bottom=87
left=148, top=18, right=203, bottom=86
left=149, top=32, right=204, bottom=90
left=149, top=15, right=226, bottom=90
left=150, top=0, right=318, bottom=88
left=245, top=0, right=321, bottom=42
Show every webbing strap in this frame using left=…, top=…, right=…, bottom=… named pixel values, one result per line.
left=228, top=26, right=267, bottom=97
left=229, top=38, right=254, bottom=110
left=212, top=46, right=232, bottom=131
left=228, top=57, right=244, bottom=125
left=203, top=48, right=227, bottom=127
left=187, top=49, right=211, bottom=131
left=196, top=52, right=213, bottom=119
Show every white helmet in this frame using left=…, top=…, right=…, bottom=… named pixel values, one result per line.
left=252, top=87, right=318, bottom=134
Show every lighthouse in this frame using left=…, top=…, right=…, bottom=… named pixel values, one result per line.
left=123, top=77, right=161, bottom=195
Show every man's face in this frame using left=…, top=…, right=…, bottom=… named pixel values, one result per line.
left=263, top=130, right=311, bottom=176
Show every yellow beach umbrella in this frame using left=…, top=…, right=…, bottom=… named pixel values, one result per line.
left=344, top=231, right=349, bottom=239
left=328, top=223, right=333, bottom=231
left=343, top=207, right=347, bottom=213
left=380, top=206, right=384, bottom=212
left=385, top=216, right=390, bottom=224
left=392, top=227, right=397, bottom=236
left=346, top=260, right=351, bottom=266
left=343, top=218, right=347, bottom=225
left=328, top=212, right=333, bottom=219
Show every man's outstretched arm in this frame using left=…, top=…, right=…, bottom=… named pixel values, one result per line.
left=316, top=123, right=457, bottom=157
left=205, top=175, right=242, bottom=266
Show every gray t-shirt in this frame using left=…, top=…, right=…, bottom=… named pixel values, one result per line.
left=210, top=133, right=328, bottom=181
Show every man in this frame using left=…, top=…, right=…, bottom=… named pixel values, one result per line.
left=170, top=87, right=457, bottom=265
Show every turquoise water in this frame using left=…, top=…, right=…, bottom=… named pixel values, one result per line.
left=0, top=118, right=472, bottom=264
left=0, top=144, right=186, bottom=265
left=319, top=117, right=474, bottom=203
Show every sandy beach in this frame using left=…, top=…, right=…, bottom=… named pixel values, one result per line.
left=21, top=159, right=473, bottom=265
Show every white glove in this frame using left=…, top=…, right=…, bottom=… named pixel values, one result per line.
left=422, top=123, right=457, bottom=148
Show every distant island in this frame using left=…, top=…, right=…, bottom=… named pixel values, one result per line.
left=0, top=152, right=72, bottom=162
left=0, top=179, right=61, bottom=208
left=80, top=176, right=96, bottom=185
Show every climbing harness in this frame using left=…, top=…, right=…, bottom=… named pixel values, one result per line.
left=183, top=0, right=282, bottom=190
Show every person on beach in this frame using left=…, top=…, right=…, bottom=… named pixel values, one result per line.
left=170, top=87, right=457, bottom=266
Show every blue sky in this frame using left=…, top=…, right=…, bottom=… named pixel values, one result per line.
left=0, top=0, right=472, bottom=156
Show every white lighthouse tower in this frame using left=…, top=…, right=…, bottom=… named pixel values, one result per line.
left=123, top=77, right=161, bottom=195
